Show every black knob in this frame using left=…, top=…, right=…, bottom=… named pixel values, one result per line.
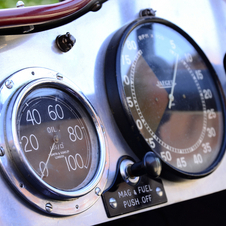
left=128, top=152, right=162, bottom=178
left=139, top=8, right=156, bottom=17
left=56, top=32, right=76, bottom=52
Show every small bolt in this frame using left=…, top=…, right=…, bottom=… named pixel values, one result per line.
left=31, top=71, right=35, bottom=76
left=139, top=8, right=156, bottom=17
left=20, top=183, right=24, bottom=188
left=5, top=80, right=14, bottom=89
left=109, top=198, right=117, bottom=209
left=75, top=205, right=79, bottom=209
left=0, top=147, right=5, bottom=156
left=95, top=187, right=101, bottom=196
left=45, top=203, right=53, bottom=213
left=56, top=73, right=63, bottom=80
left=16, top=1, right=25, bottom=8
left=156, top=187, right=163, bottom=197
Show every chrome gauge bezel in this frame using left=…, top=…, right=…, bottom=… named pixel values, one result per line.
left=0, top=67, right=109, bottom=215
left=105, top=16, right=226, bottom=179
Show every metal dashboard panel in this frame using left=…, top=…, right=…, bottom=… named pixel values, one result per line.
left=0, top=0, right=226, bottom=225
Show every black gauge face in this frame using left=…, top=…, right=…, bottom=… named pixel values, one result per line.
left=106, top=18, right=226, bottom=177
left=17, top=87, right=99, bottom=191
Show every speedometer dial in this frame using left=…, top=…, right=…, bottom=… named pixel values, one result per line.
left=105, top=17, right=226, bottom=178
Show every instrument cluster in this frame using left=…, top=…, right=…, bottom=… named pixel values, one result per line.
left=0, top=0, right=226, bottom=225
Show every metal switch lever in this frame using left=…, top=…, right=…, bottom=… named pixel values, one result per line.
left=128, top=152, right=162, bottom=178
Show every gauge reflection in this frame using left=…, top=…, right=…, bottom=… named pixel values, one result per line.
left=120, top=21, right=224, bottom=173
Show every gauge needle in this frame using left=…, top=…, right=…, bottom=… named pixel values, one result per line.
left=168, top=54, right=179, bottom=109
left=40, top=141, right=56, bottom=179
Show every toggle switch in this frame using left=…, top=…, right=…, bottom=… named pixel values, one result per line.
left=120, top=152, right=162, bottom=186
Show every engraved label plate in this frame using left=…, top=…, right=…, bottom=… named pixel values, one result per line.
left=102, top=175, right=167, bottom=217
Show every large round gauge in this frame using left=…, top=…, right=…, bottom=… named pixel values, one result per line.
left=16, top=87, right=98, bottom=192
left=0, top=68, right=108, bottom=215
left=105, top=17, right=226, bottom=179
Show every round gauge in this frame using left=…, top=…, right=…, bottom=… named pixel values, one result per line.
left=0, top=68, right=108, bottom=215
left=16, top=87, right=99, bottom=192
left=105, top=17, right=226, bottom=178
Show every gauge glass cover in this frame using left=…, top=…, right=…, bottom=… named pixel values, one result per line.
left=17, top=87, right=99, bottom=191
left=106, top=18, right=226, bottom=176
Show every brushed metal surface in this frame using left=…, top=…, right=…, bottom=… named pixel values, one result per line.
left=0, top=0, right=226, bottom=225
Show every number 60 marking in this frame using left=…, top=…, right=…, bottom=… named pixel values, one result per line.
left=48, top=104, right=64, bottom=120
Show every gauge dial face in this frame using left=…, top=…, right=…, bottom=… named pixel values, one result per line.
left=106, top=18, right=226, bottom=176
left=17, top=87, right=99, bottom=191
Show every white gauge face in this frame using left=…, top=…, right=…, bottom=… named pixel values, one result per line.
left=105, top=17, right=226, bottom=177
left=17, top=87, right=99, bottom=191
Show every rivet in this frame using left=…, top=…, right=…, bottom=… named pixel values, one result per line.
left=109, top=198, right=117, bottom=209
left=45, top=203, right=53, bottom=213
left=75, top=205, right=79, bottom=209
left=5, top=80, right=14, bottom=89
left=156, top=187, right=163, bottom=197
left=95, top=187, right=101, bottom=196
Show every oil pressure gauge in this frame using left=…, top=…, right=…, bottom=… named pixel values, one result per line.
left=105, top=17, right=226, bottom=179
left=15, top=87, right=99, bottom=194
left=0, top=67, right=108, bottom=215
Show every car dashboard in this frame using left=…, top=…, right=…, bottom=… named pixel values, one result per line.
left=0, top=0, right=226, bottom=225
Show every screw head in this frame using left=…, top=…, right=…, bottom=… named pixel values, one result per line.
left=156, top=187, right=163, bottom=197
left=109, top=198, right=117, bottom=209
left=95, top=187, right=101, bottom=196
left=45, top=203, right=53, bottom=213
left=5, top=80, right=14, bottom=89
left=56, top=73, right=63, bottom=80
